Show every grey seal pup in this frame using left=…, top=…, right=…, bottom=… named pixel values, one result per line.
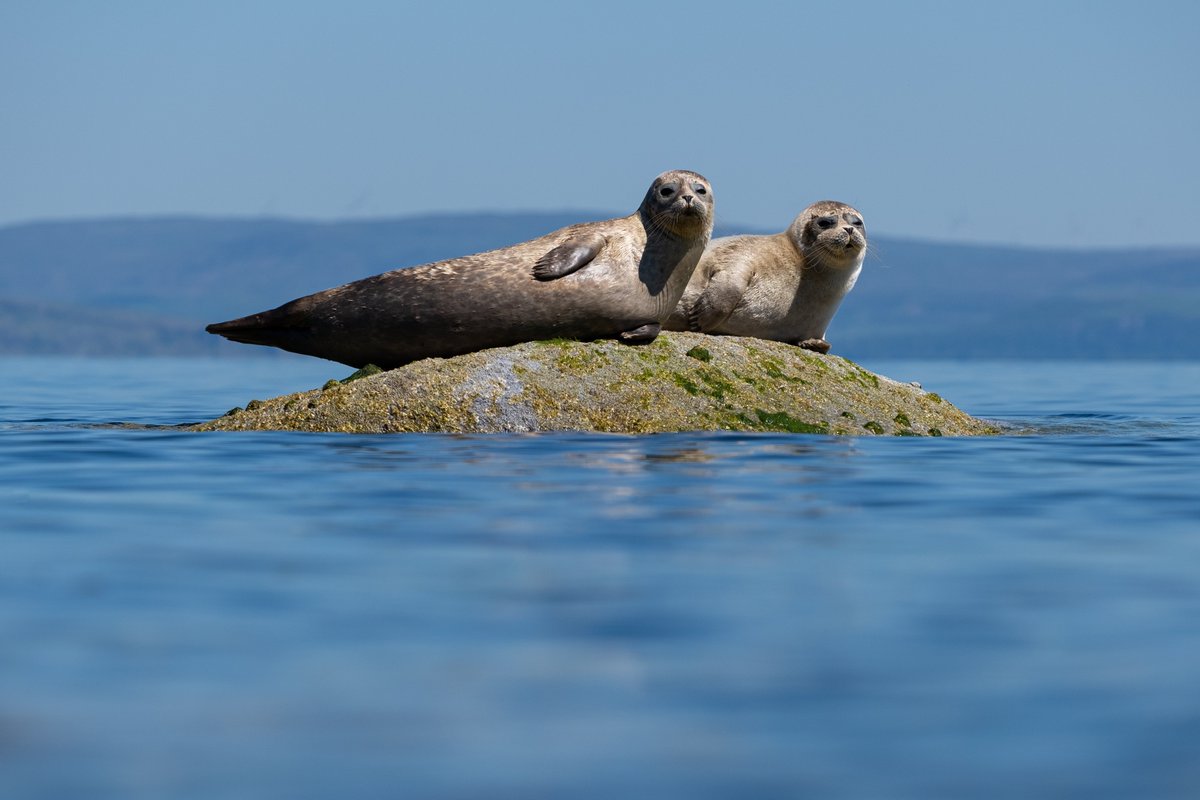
left=665, top=200, right=865, bottom=353
left=207, top=170, right=714, bottom=368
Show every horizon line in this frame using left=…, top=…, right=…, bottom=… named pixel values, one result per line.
left=1, top=211, right=1195, bottom=254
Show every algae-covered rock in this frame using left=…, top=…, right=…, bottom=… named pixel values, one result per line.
left=191, top=332, right=998, bottom=436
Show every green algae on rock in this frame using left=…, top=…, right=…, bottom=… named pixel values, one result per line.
left=190, top=332, right=999, bottom=436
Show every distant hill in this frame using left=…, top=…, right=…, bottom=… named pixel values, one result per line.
left=833, top=238, right=1200, bottom=358
left=1, top=214, right=1198, bottom=359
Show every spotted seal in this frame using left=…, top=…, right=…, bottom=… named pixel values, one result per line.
left=665, top=200, right=865, bottom=353
left=207, top=170, right=714, bottom=368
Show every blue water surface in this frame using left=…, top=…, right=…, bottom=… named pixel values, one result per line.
left=2, top=357, right=1199, bottom=799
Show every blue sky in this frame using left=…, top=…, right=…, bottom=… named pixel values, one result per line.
left=2, top=0, right=1197, bottom=247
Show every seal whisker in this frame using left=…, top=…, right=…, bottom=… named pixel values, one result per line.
left=645, top=210, right=677, bottom=242
left=861, top=241, right=888, bottom=266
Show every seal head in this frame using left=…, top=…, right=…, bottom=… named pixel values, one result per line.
left=640, top=170, right=713, bottom=239
left=792, top=200, right=867, bottom=271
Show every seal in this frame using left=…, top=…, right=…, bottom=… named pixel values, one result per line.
left=665, top=200, right=865, bottom=353
left=206, top=170, right=714, bottom=368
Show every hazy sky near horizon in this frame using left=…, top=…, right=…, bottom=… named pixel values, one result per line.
left=2, top=1, right=1197, bottom=248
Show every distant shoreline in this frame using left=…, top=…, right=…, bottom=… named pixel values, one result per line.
left=3, top=214, right=1198, bottom=360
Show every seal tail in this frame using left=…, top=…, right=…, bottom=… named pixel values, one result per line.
left=205, top=307, right=306, bottom=349
left=206, top=292, right=375, bottom=368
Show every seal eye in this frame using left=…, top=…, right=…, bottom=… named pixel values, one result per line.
left=692, top=183, right=707, bottom=195
left=659, top=186, right=676, bottom=198
left=816, top=216, right=837, bottom=230
left=848, top=215, right=864, bottom=227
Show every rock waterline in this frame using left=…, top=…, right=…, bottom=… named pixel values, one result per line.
left=191, top=332, right=998, bottom=436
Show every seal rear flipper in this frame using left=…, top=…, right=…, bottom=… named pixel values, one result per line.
left=531, top=233, right=606, bottom=280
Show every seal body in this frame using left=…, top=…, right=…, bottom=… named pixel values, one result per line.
left=207, top=170, right=714, bottom=368
left=665, top=201, right=865, bottom=353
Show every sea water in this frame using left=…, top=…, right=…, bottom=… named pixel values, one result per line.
left=2, top=356, right=1199, bottom=799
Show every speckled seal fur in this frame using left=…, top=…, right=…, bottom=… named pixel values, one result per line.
left=207, top=170, right=714, bottom=368
left=666, top=200, right=865, bottom=354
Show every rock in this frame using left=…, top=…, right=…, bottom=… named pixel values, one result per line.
left=190, top=332, right=998, bottom=436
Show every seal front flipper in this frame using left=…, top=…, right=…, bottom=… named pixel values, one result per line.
left=531, top=233, right=607, bottom=281
left=798, top=338, right=831, bottom=354
left=618, top=322, right=661, bottom=344
left=689, top=265, right=751, bottom=332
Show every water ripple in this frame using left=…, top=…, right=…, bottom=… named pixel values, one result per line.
left=3, top=358, right=1200, bottom=799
